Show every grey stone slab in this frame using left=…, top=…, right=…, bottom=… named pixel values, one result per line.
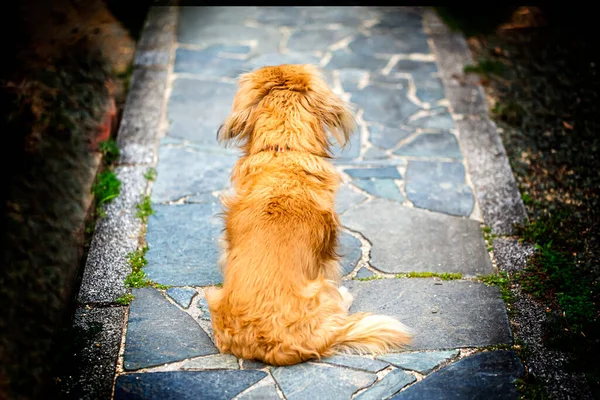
left=123, top=288, right=218, bottom=370
left=351, top=85, right=422, bottom=126
left=134, top=50, right=171, bottom=69
left=137, top=7, right=177, bottom=51
left=414, top=76, right=446, bottom=104
left=355, top=267, right=375, bottom=280
left=167, top=78, right=237, bottom=145
left=272, top=363, right=376, bottom=400
left=342, top=198, right=492, bottom=275
left=320, top=355, right=389, bottom=373
left=368, top=124, right=412, bottom=149
left=181, top=354, right=239, bottom=370
left=165, top=287, right=197, bottom=309
left=390, top=59, right=438, bottom=76
left=117, top=69, right=168, bottom=165
left=353, top=179, right=405, bottom=203
left=405, top=160, right=474, bottom=217
left=371, top=8, right=424, bottom=30
left=245, top=52, right=321, bottom=70
left=377, top=350, right=459, bottom=374
left=78, top=166, right=146, bottom=304
left=344, top=166, right=401, bottom=179
left=393, top=132, right=462, bottom=159
left=335, top=184, right=368, bottom=215
left=337, top=69, right=370, bottom=93
left=349, top=31, right=430, bottom=55
left=408, top=109, right=454, bottom=130
left=391, top=351, right=524, bottom=399
left=151, top=145, right=236, bottom=203
left=241, top=359, right=268, bottom=370
left=196, top=297, right=212, bottom=321
left=174, top=47, right=249, bottom=78
left=346, top=279, right=512, bottom=349
left=453, top=117, right=527, bottom=235
left=362, top=146, right=390, bottom=160
left=340, top=232, right=362, bottom=276
left=178, top=7, right=260, bottom=30
left=236, top=380, right=280, bottom=400
left=63, top=306, right=125, bottom=400
left=114, top=370, right=267, bottom=400
left=145, top=204, right=224, bottom=287
left=325, top=50, right=389, bottom=72
left=287, top=27, right=356, bottom=53
left=299, top=6, right=373, bottom=27
left=254, top=6, right=303, bottom=27
left=493, top=238, right=535, bottom=273
left=356, top=369, right=416, bottom=400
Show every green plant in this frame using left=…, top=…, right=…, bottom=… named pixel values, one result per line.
left=396, top=272, right=463, bottom=280
left=355, top=275, right=383, bottom=282
left=135, top=195, right=154, bottom=223
left=92, top=171, right=121, bottom=209
left=115, top=293, right=135, bottom=305
left=123, top=246, right=170, bottom=290
left=98, top=139, right=120, bottom=165
left=479, top=272, right=514, bottom=305
left=143, top=168, right=156, bottom=181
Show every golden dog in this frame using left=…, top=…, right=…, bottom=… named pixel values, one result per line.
left=206, top=64, right=412, bottom=366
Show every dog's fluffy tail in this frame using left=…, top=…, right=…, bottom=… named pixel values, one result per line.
left=331, top=313, right=413, bottom=356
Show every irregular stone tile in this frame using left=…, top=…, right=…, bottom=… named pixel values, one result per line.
left=391, top=351, right=524, bottom=399
left=196, top=297, right=212, bottom=321
left=390, top=59, right=438, bottom=76
left=181, top=354, right=239, bottom=370
left=342, top=198, right=492, bottom=275
left=356, top=369, right=416, bottom=400
left=405, top=161, right=474, bottom=217
left=236, top=378, right=280, bottom=399
left=254, top=6, right=303, bottom=26
left=372, top=9, right=424, bottom=30
left=345, top=279, right=512, bottom=349
left=362, top=146, right=390, bottom=161
left=414, top=76, right=446, bottom=104
left=165, top=287, right=197, bottom=309
left=340, top=232, right=362, bottom=276
left=337, top=69, right=369, bottom=93
left=287, top=27, right=356, bottom=52
left=320, top=355, right=389, bottom=373
left=344, top=166, right=401, bottom=179
left=114, top=370, right=267, bottom=400
left=355, top=267, right=375, bottom=280
left=325, top=50, right=388, bottom=72
left=245, top=52, right=321, bottom=70
left=174, top=47, right=249, bottom=77
left=167, top=78, right=237, bottom=144
left=351, top=86, right=422, bottom=125
left=186, top=192, right=221, bottom=204
left=123, top=288, right=218, bottom=370
left=368, top=124, right=412, bottom=149
left=393, top=132, right=462, bottom=159
left=178, top=7, right=260, bottom=29
left=241, top=359, right=268, bottom=370
left=335, top=184, right=368, bottom=215
left=145, top=204, right=224, bottom=286
left=353, top=180, right=405, bottom=203
left=377, top=350, right=459, bottom=374
left=331, top=129, right=361, bottom=162
left=272, top=363, right=376, bottom=400
left=408, top=109, right=454, bottom=130
left=299, top=6, right=372, bottom=26
left=350, top=31, right=430, bottom=55
left=151, top=145, right=237, bottom=203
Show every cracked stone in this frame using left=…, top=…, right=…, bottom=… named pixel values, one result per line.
left=352, top=179, right=404, bottom=203
left=236, top=379, right=280, bottom=399
left=254, top=6, right=303, bottom=26
left=325, top=50, right=389, bottom=72
left=167, top=78, right=237, bottom=145
left=340, top=232, right=362, bottom=276
left=390, top=59, right=438, bottom=76
left=362, top=146, right=390, bottom=160
left=342, top=198, right=492, bottom=275
left=393, top=132, right=462, bottom=159
left=151, top=144, right=237, bottom=203
left=405, top=160, right=474, bottom=217
left=355, top=267, right=374, bottom=280
left=351, top=85, right=422, bottom=125
left=196, top=297, right=212, bottom=321
left=355, top=369, right=416, bottom=400
left=368, top=124, right=412, bottom=149
left=174, top=47, right=249, bottom=77
left=346, top=279, right=512, bottom=349
left=377, top=350, right=459, bottom=374
left=241, top=359, right=268, bottom=370
left=145, top=204, right=224, bottom=286
left=165, top=287, right=197, bottom=309
left=272, top=363, right=376, bottom=400
left=344, top=166, right=401, bottom=179
left=287, top=27, right=356, bottom=52
left=350, top=31, right=430, bottom=55
left=408, top=109, right=454, bottom=130
left=335, top=184, right=368, bottom=215
left=320, top=355, right=389, bottom=373
left=245, top=52, right=321, bottom=70
left=123, top=288, right=218, bottom=370
left=414, top=76, right=446, bottom=104
left=391, top=351, right=524, bottom=399
left=114, top=370, right=267, bottom=400
left=372, top=9, right=424, bottom=30
left=181, top=354, right=239, bottom=370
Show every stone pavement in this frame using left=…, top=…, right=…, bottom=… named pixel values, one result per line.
left=74, top=6, right=528, bottom=400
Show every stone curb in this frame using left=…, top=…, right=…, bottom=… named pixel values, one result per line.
left=66, top=7, right=178, bottom=399
left=422, top=9, right=527, bottom=237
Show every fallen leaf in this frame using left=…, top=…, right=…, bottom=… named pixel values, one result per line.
left=563, top=121, right=574, bottom=130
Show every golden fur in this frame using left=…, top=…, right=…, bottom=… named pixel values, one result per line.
left=206, top=64, right=412, bottom=366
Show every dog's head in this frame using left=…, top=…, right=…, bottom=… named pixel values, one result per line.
left=217, top=64, right=355, bottom=155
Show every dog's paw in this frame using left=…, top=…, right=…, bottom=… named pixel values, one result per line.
left=339, top=286, right=354, bottom=310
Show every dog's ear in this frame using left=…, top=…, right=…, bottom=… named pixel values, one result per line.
left=302, top=67, right=356, bottom=147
